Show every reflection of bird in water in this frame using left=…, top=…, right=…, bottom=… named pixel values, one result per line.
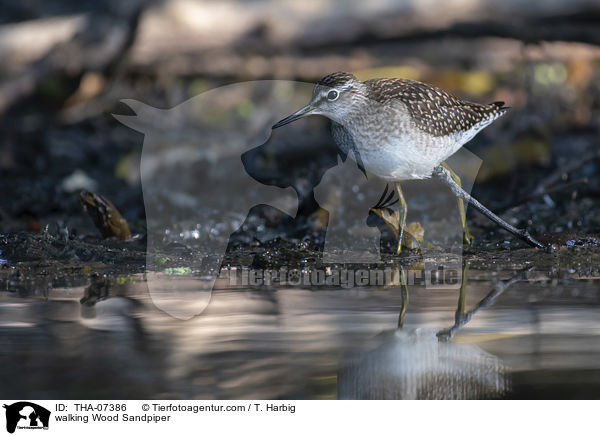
left=338, top=328, right=509, bottom=399
left=273, top=71, right=543, bottom=252
left=338, top=266, right=532, bottom=399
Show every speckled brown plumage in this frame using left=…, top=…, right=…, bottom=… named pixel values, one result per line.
left=317, top=71, right=356, bottom=88
left=365, top=77, right=508, bottom=137
left=317, top=72, right=508, bottom=137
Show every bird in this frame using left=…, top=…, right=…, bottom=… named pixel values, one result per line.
left=272, top=71, right=543, bottom=252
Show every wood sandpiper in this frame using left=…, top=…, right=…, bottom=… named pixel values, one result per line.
left=273, top=71, right=543, bottom=251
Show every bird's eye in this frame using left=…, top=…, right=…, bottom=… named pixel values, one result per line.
left=327, top=90, right=339, bottom=101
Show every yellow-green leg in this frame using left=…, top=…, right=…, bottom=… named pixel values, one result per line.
left=368, top=183, right=408, bottom=254
left=454, top=262, right=469, bottom=324
left=398, top=282, right=409, bottom=328
left=441, top=162, right=474, bottom=245
left=395, top=184, right=407, bottom=254
left=436, top=261, right=470, bottom=341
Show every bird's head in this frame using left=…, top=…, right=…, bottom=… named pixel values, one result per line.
left=272, top=72, right=366, bottom=128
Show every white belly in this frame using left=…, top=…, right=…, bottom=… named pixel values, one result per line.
left=332, top=111, right=489, bottom=181
left=339, top=126, right=461, bottom=181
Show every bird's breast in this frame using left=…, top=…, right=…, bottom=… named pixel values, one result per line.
left=334, top=113, right=459, bottom=181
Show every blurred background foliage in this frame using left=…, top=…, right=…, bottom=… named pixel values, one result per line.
left=0, top=0, right=599, bottom=240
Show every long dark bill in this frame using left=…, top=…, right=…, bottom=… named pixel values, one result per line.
left=272, top=105, right=313, bottom=129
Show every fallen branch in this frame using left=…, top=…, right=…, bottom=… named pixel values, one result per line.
left=0, top=4, right=144, bottom=118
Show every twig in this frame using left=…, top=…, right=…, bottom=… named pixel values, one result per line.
left=530, top=149, right=600, bottom=198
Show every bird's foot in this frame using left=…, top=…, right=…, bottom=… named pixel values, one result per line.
left=369, top=207, right=419, bottom=254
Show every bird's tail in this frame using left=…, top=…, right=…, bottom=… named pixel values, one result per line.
left=491, top=101, right=511, bottom=112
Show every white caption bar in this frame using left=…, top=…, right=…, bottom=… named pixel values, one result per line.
left=0, top=400, right=594, bottom=435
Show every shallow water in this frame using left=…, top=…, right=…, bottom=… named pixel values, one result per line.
left=1, top=264, right=598, bottom=399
